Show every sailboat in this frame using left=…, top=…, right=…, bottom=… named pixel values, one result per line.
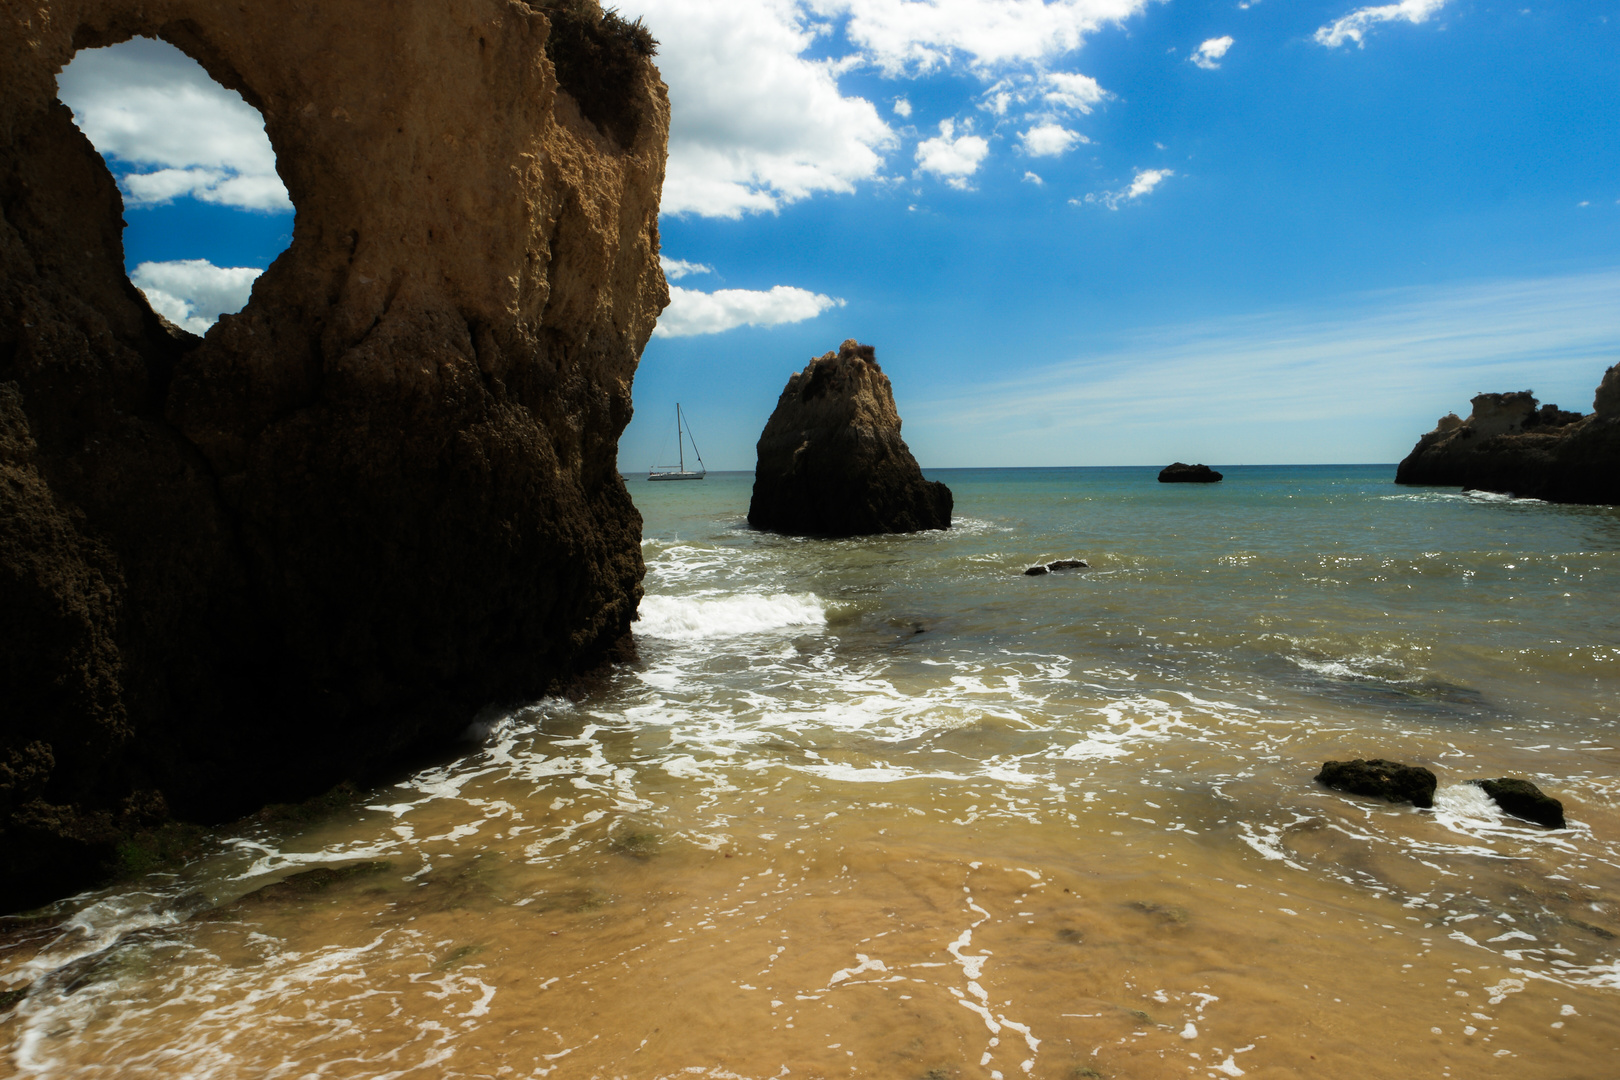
left=648, top=403, right=706, bottom=481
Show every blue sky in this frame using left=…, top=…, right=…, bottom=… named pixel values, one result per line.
left=56, top=0, right=1620, bottom=469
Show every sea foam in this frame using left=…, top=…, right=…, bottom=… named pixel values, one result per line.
left=635, top=592, right=826, bottom=640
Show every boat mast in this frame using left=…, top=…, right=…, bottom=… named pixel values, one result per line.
left=677, top=404, right=685, bottom=472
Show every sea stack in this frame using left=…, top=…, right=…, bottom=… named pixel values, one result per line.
left=1159, top=463, right=1223, bottom=483
left=748, top=340, right=952, bottom=536
left=1394, top=366, right=1620, bottom=504
left=0, top=0, right=667, bottom=911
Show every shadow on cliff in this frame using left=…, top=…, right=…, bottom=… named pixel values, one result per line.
left=0, top=0, right=670, bottom=912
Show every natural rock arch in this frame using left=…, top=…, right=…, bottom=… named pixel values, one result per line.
left=0, top=0, right=668, bottom=911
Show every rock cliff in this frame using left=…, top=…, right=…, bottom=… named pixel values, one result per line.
left=748, top=340, right=951, bottom=536
left=1394, top=367, right=1620, bottom=504
left=0, top=0, right=668, bottom=911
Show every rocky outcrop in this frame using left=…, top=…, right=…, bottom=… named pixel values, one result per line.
left=1474, top=777, right=1565, bottom=829
left=1315, top=759, right=1437, bottom=808
left=748, top=340, right=952, bottom=536
left=1159, top=463, right=1222, bottom=483
left=1, top=0, right=668, bottom=911
left=1394, top=368, right=1620, bottom=504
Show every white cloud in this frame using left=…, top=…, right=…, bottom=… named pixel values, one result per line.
left=1042, top=70, right=1110, bottom=113
left=659, top=256, right=715, bottom=280
left=654, top=284, right=845, bottom=337
left=1074, top=167, right=1173, bottom=209
left=1023, top=171, right=1044, bottom=185
left=130, top=259, right=262, bottom=334
left=1020, top=122, right=1085, bottom=157
left=915, top=119, right=991, bottom=184
left=1191, top=36, right=1234, bottom=69
left=616, top=0, right=1148, bottom=217
left=809, top=0, right=1155, bottom=75
left=1315, top=0, right=1448, bottom=48
left=57, top=37, right=290, bottom=212
left=620, top=0, right=894, bottom=218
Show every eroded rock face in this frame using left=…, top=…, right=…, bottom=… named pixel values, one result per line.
left=0, top=0, right=668, bottom=911
left=1394, top=371, right=1620, bottom=504
left=748, top=340, right=952, bottom=537
left=1474, top=777, right=1565, bottom=829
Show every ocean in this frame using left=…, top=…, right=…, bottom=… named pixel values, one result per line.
left=3, top=466, right=1618, bottom=1078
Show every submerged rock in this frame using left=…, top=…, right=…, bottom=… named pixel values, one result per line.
left=1024, top=558, right=1089, bottom=575
left=1315, top=759, right=1437, bottom=808
left=0, top=0, right=668, bottom=911
left=1473, top=777, right=1565, bottom=829
left=1159, top=463, right=1223, bottom=483
left=748, top=340, right=952, bottom=536
left=1394, top=367, right=1620, bottom=504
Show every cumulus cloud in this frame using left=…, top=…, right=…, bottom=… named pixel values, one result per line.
left=1074, top=167, right=1173, bottom=210
left=915, top=119, right=991, bottom=187
left=655, top=284, right=845, bottom=337
left=1019, top=122, right=1086, bottom=157
left=615, top=0, right=1146, bottom=216
left=130, top=259, right=262, bottom=333
left=1190, top=36, right=1234, bottom=70
left=659, top=256, right=715, bottom=280
left=1315, top=0, right=1448, bottom=48
left=620, top=0, right=894, bottom=218
left=1023, top=171, right=1044, bottom=185
left=57, top=37, right=290, bottom=212
left=1042, top=70, right=1110, bottom=113
left=810, top=0, right=1155, bottom=74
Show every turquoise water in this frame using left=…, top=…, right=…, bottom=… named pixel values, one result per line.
left=4, top=466, right=1618, bottom=1079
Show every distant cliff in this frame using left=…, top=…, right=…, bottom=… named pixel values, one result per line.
left=0, top=0, right=668, bottom=911
left=1394, top=366, right=1620, bottom=504
left=749, top=340, right=952, bottom=536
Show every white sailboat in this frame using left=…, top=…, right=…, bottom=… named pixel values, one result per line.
left=648, top=403, right=706, bottom=481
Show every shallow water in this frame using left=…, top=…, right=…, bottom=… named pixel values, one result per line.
left=3, top=466, right=1618, bottom=1079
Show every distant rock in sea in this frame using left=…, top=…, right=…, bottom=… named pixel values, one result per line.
left=1394, top=365, right=1620, bottom=504
left=1159, top=463, right=1223, bottom=483
left=1315, top=759, right=1437, bottom=808
left=1473, top=777, right=1565, bottom=828
left=748, top=340, right=952, bottom=536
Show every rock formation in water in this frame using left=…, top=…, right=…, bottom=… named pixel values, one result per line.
left=1158, top=463, right=1222, bottom=483
left=1023, top=558, right=1088, bottom=576
left=0, top=0, right=669, bottom=911
left=1394, top=367, right=1620, bottom=504
left=748, top=340, right=952, bottom=536
left=1315, top=759, right=1437, bottom=808
left=1473, top=777, right=1565, bottom=829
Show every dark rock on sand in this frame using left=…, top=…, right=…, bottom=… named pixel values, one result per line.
left=1159, top=463, right=1223, bottom=483
left=1394, top=367, right=1620, bottom=504
left=1025, top=558, right=1089, bottom=575
left=748, top=340, right=952, bottom=536
left=0, top=0, right=667, bottom=912
left=1315, top=759, right=1437, bottom=808
left=1474, top=777, right=1565, bottom=828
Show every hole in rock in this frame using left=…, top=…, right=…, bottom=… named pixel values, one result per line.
left=56, top=36, right=292, bottom=335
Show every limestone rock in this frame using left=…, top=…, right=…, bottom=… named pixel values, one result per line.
left=0, top=0, right=668, bottom=911
left=1394, top=371, right=1620, bottom=504
left=1474, top=777, right=1565, bottom=829
left=748, top=340, right=952, bottom=536
left=1159, top=463, right=1223, bottom=483
left=1315, top=759, right=1437, bottom=808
